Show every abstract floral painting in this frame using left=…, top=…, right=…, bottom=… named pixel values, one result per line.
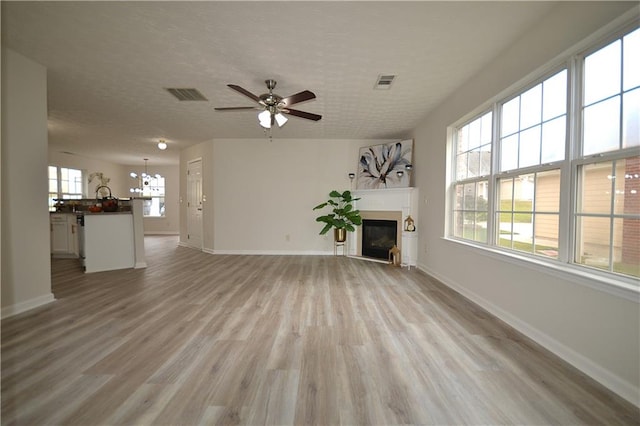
left=356, top=140, right=413, bottom=189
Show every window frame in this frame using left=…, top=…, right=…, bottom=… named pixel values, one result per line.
left=447, top=21, right=640, bottom=293
left=48, top=165, right=85, bottom=211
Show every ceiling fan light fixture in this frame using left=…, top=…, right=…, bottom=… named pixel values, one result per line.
left=258, top=110, right=272, bottom=128
left=157, top=140, right=167, bottom=150
left=275, top=113, right=288, bottom=127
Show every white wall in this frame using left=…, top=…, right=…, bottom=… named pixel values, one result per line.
left=411, top=2, right=639, bottom=405
left=1, top=48, right=55, bottom=316
left=179, top=138, right=396, bottom=253
left=49, top=150, right=129, bottom=197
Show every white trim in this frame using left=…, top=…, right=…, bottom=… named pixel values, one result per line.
left=1, top=293, right=56, bottom=319
left=134, top=261, right=147, bottom=269
left=416, top=263, right=640, bottom=408
left=443, top=237, right=639, bottom=302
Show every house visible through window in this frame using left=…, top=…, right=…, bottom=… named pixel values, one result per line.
left=49, top=166, right=83, bottom=211
left=448, top=25, right=639, bottom=282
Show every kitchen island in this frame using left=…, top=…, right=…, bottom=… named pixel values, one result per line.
left=83, top=212, right=135, bottom=273
left=57, top=198, right=147, bottom=273
left=82, top=199, right=146, bottom=273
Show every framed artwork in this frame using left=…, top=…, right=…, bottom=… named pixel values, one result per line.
left=356, top=140, right=413, bottom=189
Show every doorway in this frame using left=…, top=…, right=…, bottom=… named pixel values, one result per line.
left=186, top=158, right=203, bottom=250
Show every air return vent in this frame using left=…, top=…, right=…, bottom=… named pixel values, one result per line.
left=374, top=74, right=396, bottom=90
left=165, top=88, right=208, bottom=101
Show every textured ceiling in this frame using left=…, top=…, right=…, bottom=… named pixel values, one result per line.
left=2, top=1, right=558, bottom=166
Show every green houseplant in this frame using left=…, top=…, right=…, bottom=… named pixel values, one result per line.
left=313, top=190, right=362, bottom=242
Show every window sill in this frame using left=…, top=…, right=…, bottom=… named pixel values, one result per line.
left=442, top=237, right=639, bottom=302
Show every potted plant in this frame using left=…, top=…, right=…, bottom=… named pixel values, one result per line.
left=313, top=190, right=362, bottom=242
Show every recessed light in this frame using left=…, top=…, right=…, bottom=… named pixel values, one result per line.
left=157, top=140, right=167, bottom=150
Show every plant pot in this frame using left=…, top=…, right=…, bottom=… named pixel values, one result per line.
left=334, top=228, right=347, bottom=243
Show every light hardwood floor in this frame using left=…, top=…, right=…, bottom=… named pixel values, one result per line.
left=2, top=236, right=638, bottom=425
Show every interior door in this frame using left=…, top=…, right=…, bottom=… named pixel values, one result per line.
left=186, top=159, right=203, bottom=250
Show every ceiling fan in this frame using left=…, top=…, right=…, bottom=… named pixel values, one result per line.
left=215, top=79, right=322, bottom=129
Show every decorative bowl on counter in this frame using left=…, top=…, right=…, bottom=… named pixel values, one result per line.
left=88, top=205, right=102, bottom=213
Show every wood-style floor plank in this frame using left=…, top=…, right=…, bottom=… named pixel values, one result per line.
left=2, top=236, right=638, bottom=425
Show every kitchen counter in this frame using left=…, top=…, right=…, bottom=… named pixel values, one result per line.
left=77, top=199, right=146, bottom=273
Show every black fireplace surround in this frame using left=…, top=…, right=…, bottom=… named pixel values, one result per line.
left=362, top=219, right=397, bottom=260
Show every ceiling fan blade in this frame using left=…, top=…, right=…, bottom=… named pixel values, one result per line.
left=283, top=108, right=322, bottom=121
left=214, top=106, right=258, bottom=111
left=227, top=84, right=261, bottom=103
left=280, top=90, right=316, bottom=107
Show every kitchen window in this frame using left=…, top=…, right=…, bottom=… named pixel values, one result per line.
left=49, top=166, right=83, bottom=211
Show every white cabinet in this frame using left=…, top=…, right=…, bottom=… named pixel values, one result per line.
left=50, top=213, right=78, bottom=257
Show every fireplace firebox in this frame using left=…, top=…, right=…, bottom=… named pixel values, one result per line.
left=362, top=219, right=397, bottom=260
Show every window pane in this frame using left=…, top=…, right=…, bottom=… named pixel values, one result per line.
left=501, top=134, right=518, bottom=171
left=543, top=70, right=567, bottom=121
left=623, top=28, right=640, bottom=91
left=623, top=88, right=640, bottom=148
left=469, top=118, right=481, bottom=149
left=541, top=116, right=566, bottom=163
left=464, top=183, right=476, bottom=210
left=479, top=144, right=491, bottom=176
left=584, top=39, right=621, bottom=105
left=514, top=174, right=534, bottom=212
left=467, top=149, right=480, bottom=178
left=455, top=184, right=464, bottom=210
left=519, top=125, right=541, bottom=168
left=501, top=97, right=520, bottom=136
left=48, top=166, right=57, bottom=179
left=473, top=212, right=487, bottom=243
left=498, top=178, right=514, bottom=212
left=513, top=212, right=534, bottom=254
left=477, top=181, right=489, bottom=211
left=498, top=212, right=513, bottom=249
left=583, top=96, right=621, bottom=155
left=480, top=112, right=493, bottom=144
left=456, top=153, right=468, bottom=180
left=576, top=216, right=611, bottom=271
left=49, top=180, right=58, bottom=192
left=613, top=217, right=640, bottom=277
left=580, top=162, right=613, bottom=214
left=453, top=211, right=464, bottom=238
left=520, top=83, right=542, bottom=129
left=616, top=156, right=640, bottom=215
left=535, top=213, right=559, bottom=259
left=535, top=169, right=561, bottom=212
left=457, top=125, right=469, bottom=154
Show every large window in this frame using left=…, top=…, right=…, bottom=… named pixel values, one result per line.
left=449, top=25, right=640, bottom=282
left=48, top=166, right=83, bottom=211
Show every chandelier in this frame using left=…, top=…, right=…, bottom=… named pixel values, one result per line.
left=129, top=158, right=163, bottom=195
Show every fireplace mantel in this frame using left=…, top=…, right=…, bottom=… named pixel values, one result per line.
left=350, top=187, right=419, bottom=266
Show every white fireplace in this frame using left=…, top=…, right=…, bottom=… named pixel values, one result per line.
left=349, top=187, right=419, bottom=266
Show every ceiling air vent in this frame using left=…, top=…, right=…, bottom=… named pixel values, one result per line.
left=374, top=74, right=396, bottom=90
left=165, top=88, right=208, bottom=101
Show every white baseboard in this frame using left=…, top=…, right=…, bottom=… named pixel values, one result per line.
left=134, top=261, right=147, bottom=269
left=416, top=263, right=640, bottom=408
left=209, top=249, right=333, bottom=256
left=144, top=231, right=179, bottom=235
left=1, top=293, right=56, bottom=319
